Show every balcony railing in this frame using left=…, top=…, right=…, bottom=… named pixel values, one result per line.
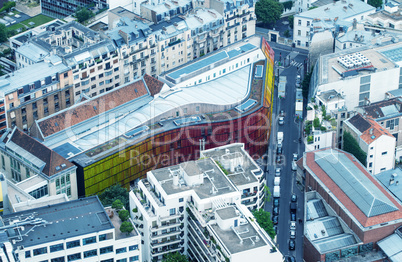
left=150, top=238, right=181, bottom=248
left=150, top=229, right=181, bottom=240
left=241, top=191, right=257, bottom=199
left=150, top=221, right=181, bottom=232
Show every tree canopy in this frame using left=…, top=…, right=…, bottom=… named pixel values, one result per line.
left=0, top=24, right=7, bottom=43
left=162, top=252, right=189, bottom=262
left=98, top=184, right=129, bottom=209
left=120, top=221, right=134, bottom=235
left=255, top=0, right=284, bottom=26
left=118, top=210, right=130, bottom=222
left=368, top=0, right=382, bottom=8
left=252, top=209, right=276, bottom=239
left=343, top=131, right=367, bottom=166
left=0, top=1, right=16, bottom=13
left=75, top=7, right=94, bottom=23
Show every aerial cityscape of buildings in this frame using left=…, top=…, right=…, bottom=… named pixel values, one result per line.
left=0, top=0, right=402, bottom=261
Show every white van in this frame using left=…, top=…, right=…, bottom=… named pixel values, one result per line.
left=274, top=177, right=280, bottom=186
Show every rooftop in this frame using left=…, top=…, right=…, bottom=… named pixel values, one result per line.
left=375, top=168, right=402, bottom=204
left=0, top=196, right=113, bottom=248
left=201, top=143, right=261, bottom=187
left=359, top=97, right=402, bottom=120
left=305, top=148, right=402, bottom=227
left=216, top=206, right=237, bottom=220
left=377, top=230, right=402, bottom=262
left=318, top=42, right=402, bottom=85
left=317, top=89, right=343, bottom=102
left=0, top=60, right=68, bottom=95
left=105, top=207, right=138, bottom=239
left=305, top=193, right=360, bottom=254
left=296, top=0, right=375, bottom=20
left=151, top=158, right=237, bottom=198
left=3, top=128, right=74, bottom=177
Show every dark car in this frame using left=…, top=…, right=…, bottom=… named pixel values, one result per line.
left=273, top=207, right=279, bottom=216
left=291, top=194, right=297, bottom=202
left=277, top=146, right=282, bottom=154
left=289, top=239, right=295, bottom=250
left=287, top=256, right=296, bottom=262
left=276, top=155, right=282, bottom=164
left=273, top=225, right=278, bottom=234
left=291, top=213, right=296, bottom=222
left=272, top=215, right=279, bottom=225
left=273, top=198, right=279, bottom=208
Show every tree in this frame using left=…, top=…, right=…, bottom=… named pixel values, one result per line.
left=98, top=184, right=129, bottom=209
left=288, top=15, right=294, bottom=29
left=0, top=1, right=16, bottom=13
left=368, top=0, right=382, bottom=8
left=118, top=209, right=130, bottom=221
left=343, top=131, right=367, bottom=166
left=264, top=185, right=271, bottom=203
left=0, top=24, right=7, bottom=43
left=252, top=209, right=275, bottom=239
left=75, top=7, right=94, bottom=23
left=313, top=118, right=320, bottom=128
left=284, top=29, right=290, bottom=38
left=255, top=0, right=284, bottom=27
left=120, top=221, right=134, bottom=235
left=282, top=1, right=293, bottom=11
left=302, top=67, right=313, bottom=99
left=112, top=199, right=124, bottom=210
left=162, top=252, right=189, bottom=262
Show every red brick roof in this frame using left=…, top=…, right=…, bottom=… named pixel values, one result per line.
left=37, top=76, right=163, bottom=137
left=305, top=148, right=402, bottom=227
left=360, top=117, right=394, bottom=144
left=9, top=128, right=74, bottom=177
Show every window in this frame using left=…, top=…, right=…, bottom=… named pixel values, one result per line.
left=129, top=245, right=138, bottom=251
left=100, top=246, right=113, bottom=254
left=25, top=251, right=31, bottom=258
left=83, top=236, right=96, bottom=245
left=117, top=259, right=127, bottom=262
left=298, top=30, right=301, bottom=36
left=382, top=151, right=387, bottom=155
left=33, top=247, right=47, bottom=256
left=170, top=208, right=176, bottom=215
left=50, top=243, right=64, bottom=253
left=129, top=256, right=139, bottom=262
left=179, top=198, right=184, bottom=202
left=84, top=249, right=97, bottom=258
left=116, top=247, right=127, bottom=254
left=67, top=253, right=81, bottom=261
left=298, top=19, right=301, bottom=25
left=99, top=234, right=107, bottom=241
left=66, top=240, right=80, bottom=249
left=29, top=185, right=48, bottom=199
left=51, top=257, right=64, bottom=262
left=307, top=21, right=310, bottom=26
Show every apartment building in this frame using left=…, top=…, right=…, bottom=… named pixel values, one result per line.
left=0, top=127, right=78, bottom=200
left=0, top=58, right=73, bottom=133
left=293, top=0, right=375, bottom=49
left=129, top=153, right=282, bottom=262
left=41, top=0, right=108, bottom=19
left=29, top=37, right=275, bottom=198
left=367, top=2, right=402, bottom=30
left=357, top=98, right=402, bottom=160
left=344, top=113, right=396, bottom=174
left=0, top=196, right=141, bottom=262
left=301, top=148, right=402, bottom=262
left=200, top=144, right=266, bottom=211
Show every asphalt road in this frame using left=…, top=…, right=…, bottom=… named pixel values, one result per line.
left=263, top=41, right=307, bottom=262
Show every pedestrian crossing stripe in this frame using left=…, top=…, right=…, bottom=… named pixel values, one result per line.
left=290, top=61, right=303, bottom=68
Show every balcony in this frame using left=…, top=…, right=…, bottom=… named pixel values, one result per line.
left=142, top=179, right=165, bottom=207
left=187, top=235, right=210, bottom=262
left=241, top=191, right=257, bottom=199
left=150, top=237, right=181, bottom=248
left=130, top=46, right=147, bottom=55
left=151, top=245, right=181, bottom=257
left=150, top=229, right=181, bottom=240
left=150, top=221, right=181, bottom=232
left=133, top=190, right=156, bottom=217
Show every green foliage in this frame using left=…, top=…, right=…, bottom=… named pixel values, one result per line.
left=322, top=105, right=326, bottom=117
left=313, top=118, right=320, bottom=128
left=308, top=6, right=318, bottom=10
left=368, top=0, right=382, bottom=8
left=307, top=135, right=314, bottom=143
left=284, top=29, right=290, bottom=38
left=132, top=207, right=138, bottom=213
left=288, top=15, right=294, bottom=29
left=252, top=209, right=276, bottom=239
left=162, top=252, right=189, bottom=262
left=214, top=160, right=229, bottom=175
left=255, top=0, right=284, bottom=25
left=75, top=7, right=94, bottom=23
left=282, top=1, right=293, bottom=10
left=302, top=67, right=313, bottom=99
left=112, top=199, right=124, bottom=210
left=118, top=209, right=130, bottom=221
left=0, top=24, right=7, bottom=43
left=320, top=126, right=327, bottom=131
left=331, top=119, right=337, bottom=127
left=343, top=131, right=367, bottom=166
left=120, top=221, right=134, bottom=235
left=264, top=185, right=271, bottom=202
left=98, top=184, right=129, bottom=209
left=0, top=1, right=16, bottom=13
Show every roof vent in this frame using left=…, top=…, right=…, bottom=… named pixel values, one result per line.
left=61, top=163, right=67, bottom=168
left=371, top=135, right=375, bottom=139
left=55, top=166, right=61, bottom=171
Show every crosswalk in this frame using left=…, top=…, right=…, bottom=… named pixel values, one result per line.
left=290, top=61, right=303, bottom=68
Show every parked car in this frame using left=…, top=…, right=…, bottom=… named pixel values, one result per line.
left=289, top=239, right=295, bottom=250
left=291, top=194, right=297, bottom=202
left=275, top=167, right=281, bottom=177
left=290, top=221, right=296, bottom=231
left=272, top=216, right=279, bottom=225
left=293, top=153, right=298, bottom=161
left=273, top=225, right=278, bottom=234
left=287, top=256, right=296, bottom=262
left=280, top=110, right=284, bottom=116
left=290, top=229, right=296, bottom=239
left=278, top=116, right=284, bottom=125
left=277, top=146, right=282, bottom=154
left=273, top=198, right=279, bottom=208
left=291, top=213, right=296, bottom=222
left=276, top=155, right=282, bottom=164
left=273, top=207, right=279, bottom=216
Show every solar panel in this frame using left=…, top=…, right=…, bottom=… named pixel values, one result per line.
left=315, top=150, right=398, bottom=217
left=316, top=234, right=357, bottom=253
